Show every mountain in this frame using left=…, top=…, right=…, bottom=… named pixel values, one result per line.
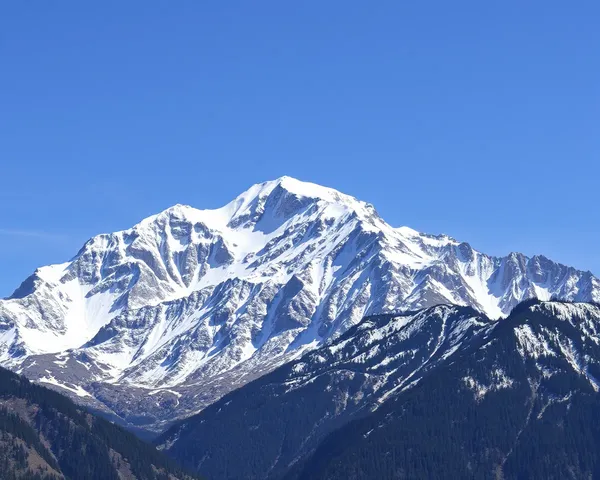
left=157, top=300, right=600, bottom=480
left=0, top=366, right=199, bottom=480
left=1, top=177, right=598, bottom=432
left=294, top=300, right=600, bottom=480
left=156, top=304, right=489, bottom=479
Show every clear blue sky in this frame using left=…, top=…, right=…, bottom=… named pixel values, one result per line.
left=1, top=1, right=598, bottom=297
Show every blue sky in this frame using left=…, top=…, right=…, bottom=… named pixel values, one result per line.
left=1, top=1, right=598, bottom=297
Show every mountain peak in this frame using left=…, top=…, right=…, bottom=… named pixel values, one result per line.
left=229, top=176, right=369, bottom=212
left=2, top=178, right=600, bottom=435
left=267, top=176, right=357, bottom=202
left=141, top=177, right=370, bottom=233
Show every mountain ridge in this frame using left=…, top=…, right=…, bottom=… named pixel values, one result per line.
left=291, top=300, right=600, bottom=480
left=156, top=300, right=600, bottom=480
left=0, top=176, right=598, bottom=432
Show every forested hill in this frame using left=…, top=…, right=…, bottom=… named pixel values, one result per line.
left=0, top=366, right=200, bottom=480
left=293, top=300, right=600, bottom=479
left=157, top=300, right=600, bottom=479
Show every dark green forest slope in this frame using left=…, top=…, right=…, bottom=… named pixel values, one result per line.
left=0, top=366, right=200, bottom=480
left=294, top=300, right=600, bottom=479
left=159, top=300, right=600, bottom=480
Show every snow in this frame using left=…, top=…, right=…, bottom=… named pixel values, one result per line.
left=1, top=175, right=599, bottom=405
left=39, top=374, right=91, bottom=398
left=36, top=262, right=70, bottom=283
left=462, top=368, right=514, bottom=400
left=514, top=324, right=556, bottom=359
left=556, top=335, right=600, bottom=392
left=0, top=327, right=17, bottom=363
left=539, top=302, right=599, bottom=322
left=458, top=257, right=504, bottom=319
left=148, top=388, right=182, bottom=398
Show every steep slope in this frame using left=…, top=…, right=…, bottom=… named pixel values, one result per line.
left=1, top=177, right=598, bottom=431
left=0, top=366, right=199, bottom=480
left=158, top=301, right=600, bottom=480
left=156, top=305, right=490, bottom=479
left=294, top=300, right=600, bottom=480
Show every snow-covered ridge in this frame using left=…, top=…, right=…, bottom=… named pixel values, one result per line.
left=0, top=177, right=598, bottom=429
left=156, top=300, right=600, bottom=478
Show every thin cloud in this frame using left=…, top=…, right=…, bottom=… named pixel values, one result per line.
left=0, top=228, right=69, bottom=240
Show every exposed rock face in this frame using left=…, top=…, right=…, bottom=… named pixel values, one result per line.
left=0, top=177, right=598, bottom=431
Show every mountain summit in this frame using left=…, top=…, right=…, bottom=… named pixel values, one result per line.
left=0, top=177, right=598, bottom=431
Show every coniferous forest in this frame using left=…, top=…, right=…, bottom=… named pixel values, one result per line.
left=292, top=301, right=600, bottom=479
left=158, top=300, right=600, bottom=479
left=0, top=366, right=200, bottom=480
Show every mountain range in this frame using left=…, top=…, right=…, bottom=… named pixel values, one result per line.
left=0, top=177, right=598, bottom=433
left=157, top=300, right=600, bottom=479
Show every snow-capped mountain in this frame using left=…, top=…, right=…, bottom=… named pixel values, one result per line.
left=294, top=300, right=600, bottom=479
left=0, top=177, right=598, bottom=430
left=157, top=300, right=600, bottom=480
left=157, top=304, right=490, bottom=479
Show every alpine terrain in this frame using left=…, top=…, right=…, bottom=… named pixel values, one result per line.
left=0, top=177, right=598, bottom=432
left=158, top=300, right=600, bottom=480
